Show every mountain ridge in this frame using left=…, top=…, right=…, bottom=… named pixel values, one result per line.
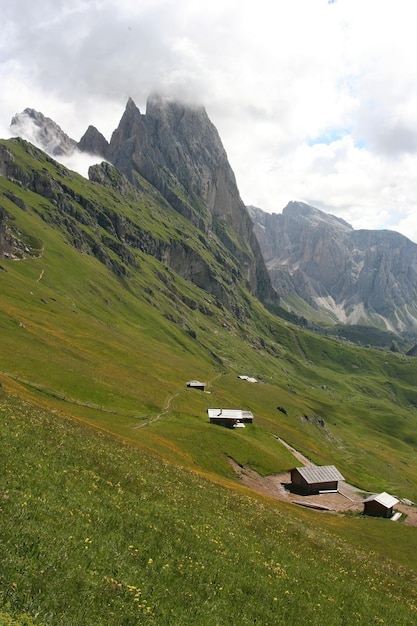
left=10, top=100, right=417, bottom=335
left=249, top=201, right=417, bottom=333
left=10, top=108, right=78, bottom=156
left=10, top=96, right=276, bottom=307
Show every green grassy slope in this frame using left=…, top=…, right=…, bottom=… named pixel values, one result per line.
left=2, top=393, right=417, bottom=626
left=2, top=138, right=417, bottom=623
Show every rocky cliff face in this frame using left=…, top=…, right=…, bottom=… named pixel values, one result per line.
left=78, top=125, right=110, bottom=157
left=10, top=109, right=77, bottom=156
left=103, top=95, right=275, bottom=304
left=249, top=202, right=417, bottom=332
left=0, top=207, right=11, bottom=258
left=10, top=96, right=276, bottom=306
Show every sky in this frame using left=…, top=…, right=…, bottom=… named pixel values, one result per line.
left=1, top=0, right=417, bottom=242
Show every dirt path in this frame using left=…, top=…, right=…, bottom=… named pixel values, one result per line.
left=290, top=329, right=307, bottom=359
left=274, top=436, right=313, bottom=465
left=133, top=392, right=180, bottom=430
left=133, top=370, right=223, bottom=430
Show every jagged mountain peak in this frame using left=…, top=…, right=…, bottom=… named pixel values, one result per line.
left=146, top=92, right=207, bottom=128
left=105, top=94, right=276, bottom=304
left=10, top=107, right=77, bottom=156
left=282, top=200, right=353, bottom=232
left=78, top=125, right=109, bottom=158
left=7, top=96, right=277, bottom=308
left=107, top=97, right=145, bottom=158
left=126, top=96, right=140, bottom=111
left=119, top=97, right=143, bottom=128
left=142, top=94, right=224, bottom=170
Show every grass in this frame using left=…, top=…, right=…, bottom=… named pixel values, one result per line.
left=2, top=392, right=417, bottom=625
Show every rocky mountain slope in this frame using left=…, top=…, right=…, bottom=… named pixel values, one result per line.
left=10, top=108, right=77, bottom=156
left=10, top=97, right=276, bottom=308
left=249, top=202, right=417, bottom=333
left=11, top=101, right=417, bottom=336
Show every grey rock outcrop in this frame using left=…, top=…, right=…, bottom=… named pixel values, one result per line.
left=78, top=125, right=109, bottom=158
left=7, top=95, right=278, bottom=309
left=104, top=95, right=276, bottom=304
left=249, top=202, right=417, bottom=332
left=0, top=207, right=12, bottom=258
left=10, top=108, right=77, bottom=156
left=406, top=344, right=417, bottom=357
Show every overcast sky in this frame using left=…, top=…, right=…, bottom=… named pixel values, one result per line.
left=2, top=0, right=417, bottom=242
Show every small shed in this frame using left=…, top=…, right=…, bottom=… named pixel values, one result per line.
left=363, top=492, right=399, bottom=518
left=207, top=408, right=254, bottom=429
left=290, top=465, right=345, bottom=494
left=186, top=380, right=207, bottom=391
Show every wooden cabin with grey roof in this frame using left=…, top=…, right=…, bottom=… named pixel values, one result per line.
left=290, top=465, right=345, bottom=495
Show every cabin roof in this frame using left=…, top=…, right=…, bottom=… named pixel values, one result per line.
left=363, top=492, right=399, bottom=508
left=208, top=408, right=242, bottom=419
left=207, top=408, right=253, bottom=420
left=293, top=465, right=345, bottom=484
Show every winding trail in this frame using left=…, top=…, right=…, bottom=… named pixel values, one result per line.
left=290, top=329, right=307, bottom=359
left=132, top=392, right=180, bottom=430
left=132, top=371, right=225, bottom=430
left=0, top=368, right=225, bottom=431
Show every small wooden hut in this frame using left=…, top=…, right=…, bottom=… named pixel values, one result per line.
left=362, top=492, right=399, bottom=518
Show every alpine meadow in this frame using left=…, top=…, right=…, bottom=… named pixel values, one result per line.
left=2, top=96, right=417, bottom=625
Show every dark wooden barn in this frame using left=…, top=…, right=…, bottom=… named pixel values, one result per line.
left=362, top=492, right=399, bottom=518
left=290, top=465, right=345, bottom=494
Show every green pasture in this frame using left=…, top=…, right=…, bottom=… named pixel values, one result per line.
left=2, top=393, right=417, bottom=626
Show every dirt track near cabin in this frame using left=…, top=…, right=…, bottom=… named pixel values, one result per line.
left=228, top=454, right=417, bottom=526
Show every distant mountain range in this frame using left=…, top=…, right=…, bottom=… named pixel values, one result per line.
left=249, top=202, right=417, bottom=333
left=9, top=101, right=417, bottom=336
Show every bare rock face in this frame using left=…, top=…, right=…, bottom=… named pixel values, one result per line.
left=78, top=125, right=109, bottom=158
left=10, top=109, right=110, bottom=161
left=10, top=109, right=77, bottom=156
left=106, top=95, right=276, bottom=304
left=406, top=344, right=417, bottom=357
left=249, top=202, right=417, bottom=332
left=8, top=97, right=277, bottom=305
left=0, top=144, right=15, bottom=177
left=0, top=207, right=12, bottom=258
left=0, top=200, right=41, bottom=261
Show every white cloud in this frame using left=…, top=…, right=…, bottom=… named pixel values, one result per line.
left=58, top=151, right=104, bottom=179
left=1, top=0, right=417, bottom=242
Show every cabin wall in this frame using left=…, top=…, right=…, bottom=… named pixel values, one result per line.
left=210, top=418, right=236, bottom=429
left=364, top=501, right=392, bottom=518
